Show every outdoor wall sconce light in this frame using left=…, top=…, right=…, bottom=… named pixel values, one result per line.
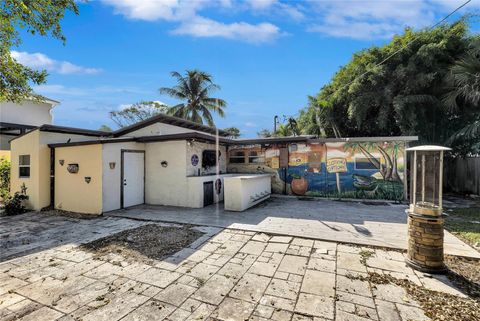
left=67, top=164, right=79, bottom=174
left=59, top=159, right=65, bottom=166
left=161, top=160, right=168, bottom=168
left=84, top=177, right=91, bottom=184
left=109, top=162, right=116, bottom=170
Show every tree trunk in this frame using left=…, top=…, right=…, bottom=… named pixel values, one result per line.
left=377, top=146, right=393, bottom=180
left=358, top=145, right=386, bottom=179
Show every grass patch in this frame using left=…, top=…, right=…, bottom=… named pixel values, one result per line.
left=445, top=207, right=480, bottom=247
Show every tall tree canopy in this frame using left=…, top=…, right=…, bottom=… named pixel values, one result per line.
left=110, top=101, right=168, bottom=128
left=160, top=70, right=226, bottom=127
left=223, top=127, right=241, bottom=139
left=297, top=19, right=480, bottom=156
left=1, top=0, right=78, bottom=102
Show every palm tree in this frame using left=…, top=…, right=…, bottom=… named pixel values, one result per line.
left=159, top=70, right=226, bottom=126
left=443, top=42, right=480, bottom=145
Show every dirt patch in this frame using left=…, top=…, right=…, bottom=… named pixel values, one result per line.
left=350, top=272, right=480, bottom=321
left=445, top=255, right=480, bottom=298
left=81, top=224, right=204, bottom=264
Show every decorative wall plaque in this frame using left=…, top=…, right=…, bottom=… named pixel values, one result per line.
left=67, top=164, right=79, bottom=174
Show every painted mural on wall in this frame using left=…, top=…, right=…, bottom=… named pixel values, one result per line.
left=227, top=141, right=405, bottom=200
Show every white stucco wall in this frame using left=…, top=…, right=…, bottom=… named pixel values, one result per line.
left=0, top=99, right=53, bottom=126
left=102, top=142, right=146, bottom=212
left=145, top=140, right=189, bottom=206
left=186, top=141, right=227, bottom=176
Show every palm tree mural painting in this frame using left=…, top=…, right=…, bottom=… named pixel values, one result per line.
left=344, top=141, right=404, bottom=200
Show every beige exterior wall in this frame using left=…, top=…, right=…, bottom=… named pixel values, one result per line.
left=125, top=123, right=197, bottom=137
left=186, top=141, right=227, bottom=176
left=102, top=142, right=145, bottom=212
left=145, top=140, right=188, bottom=207
left=10, top=130, right=40, bottom=209
left=55, top=144, right=103, bottom=214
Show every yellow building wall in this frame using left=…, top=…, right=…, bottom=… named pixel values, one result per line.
left=10, top=130, right=40, bottom=209
left=55, top=145, right=103, bottom=214
left=0, top=151, right=11, bottom=161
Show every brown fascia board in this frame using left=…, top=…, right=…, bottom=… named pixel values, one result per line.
left=230, top=136, right=316, bottom=145
left=111, top=113, right=230, bottom=137
left=308, top=136, right=419, bottom=143
left=39, top=124, right=108, bottom=137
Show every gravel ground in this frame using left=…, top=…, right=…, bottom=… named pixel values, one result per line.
left=445, top=255, right=480, bottom=298
left=80, top=224, right=204, bottom=264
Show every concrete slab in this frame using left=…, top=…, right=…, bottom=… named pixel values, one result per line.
left=106, top=197, right=480, bottom=258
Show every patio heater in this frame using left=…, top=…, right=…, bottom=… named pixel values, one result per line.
left=405, top=145, right=451, bottom=273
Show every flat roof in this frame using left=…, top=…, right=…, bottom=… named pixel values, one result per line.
left=112, top=113, right=230, bottom=137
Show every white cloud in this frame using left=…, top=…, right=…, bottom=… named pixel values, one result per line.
left=11, top=51, right=102, bottom=75
left=306, top=0, right=475, bottom=40
left=244, top=122, right=257, bottom=128
left=100, top=0, right=283, bottom=43
left=173, top=17, right=282, bottom=43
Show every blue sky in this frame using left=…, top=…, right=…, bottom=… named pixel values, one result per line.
left=12, top=0, right=478, bottom=137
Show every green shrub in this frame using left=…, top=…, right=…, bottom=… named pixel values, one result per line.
left=3, top=192, right=28, bottom=216
left=0, top=158, right=11, bottom=199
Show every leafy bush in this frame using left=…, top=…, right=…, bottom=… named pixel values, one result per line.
left=3, top=192, right=28, bottom=216
left=0, top=158, right=10, bottom=199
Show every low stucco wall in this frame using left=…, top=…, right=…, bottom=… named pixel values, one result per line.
left=55, top=145, right=103, bottom=214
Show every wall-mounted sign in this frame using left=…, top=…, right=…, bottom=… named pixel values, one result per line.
left=191, top=154, right=199, bottom=166
left=84, top=177, right=91, bottom=184
left=67, top=164, right=79, bottom=174
left=271, top=157, right=280, bottom=169
left=326, top=158, right=347, bottom=173
left=109, top=162, right=116, bottom=170
left=59, top=159, right=65, bottom=166
left=215, top=178, right=222, bottom=194
left=161, top=161, right=168, bottom=168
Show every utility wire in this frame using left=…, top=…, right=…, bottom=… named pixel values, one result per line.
left=285, top=0, right=472, bottom=121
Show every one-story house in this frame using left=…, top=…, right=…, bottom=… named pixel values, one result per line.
left=9, top=113, right=417, bottom=214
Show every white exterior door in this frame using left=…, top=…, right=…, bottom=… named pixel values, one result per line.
left=122, top=151, right=144, bottom=208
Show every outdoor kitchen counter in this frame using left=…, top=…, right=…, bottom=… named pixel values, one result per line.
left=224, top=174, right=272, bottom=211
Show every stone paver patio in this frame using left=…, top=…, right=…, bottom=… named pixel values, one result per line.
left=0, top=211, right=471, bottom=321
left=107, top=197, right=480, bottom=258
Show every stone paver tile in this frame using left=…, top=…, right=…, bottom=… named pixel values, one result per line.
left=251, top=233, right=270, bottom=242
left=0, top=276, right=28, bottom=295
left=192, top=274, right=236, bottom=305
left=270, top=236, right=292, bottom=243
left=371, top=283, right=417, bottom=306
left=240, top=241, right=267, bottom=256
left=265, top=278, right=300, bottom=300
left=82, top=262, right=123, bottom=280
left=337, top=244, right=362, bottom=254
left=254, top=304, right=275, bottom=318
left=16, top=306, right=64, bottom=321
left=134, top=268, right=181, bottom=288
left=230, top=234, right=253, bottom=243
left=179, top=298, right=202, bottom=313
left=154, top=283, right=197, bottom=306
left=301, top=270, right=335, bottom=297
left=0, top=293, right=25, bottom=309
left=217, top=263, right=248, bottom=280
left=336, top=252, right=367, bottom=273
left=229, top=273, right=270, bottom=302
left=141, top=286, right=162, bottom=297
left=295, top=293, right=334, bottom=319
left=278, top=255, right=308, bottom=275
left=265, top=243, right=289, bottom=253
left=249, top=261, right=278, bottom=277
left=204, top=254, right=232, bottom=267
left=209, top=231, right=235, bottom=244
left=355, top=304, right=378, bottom=320
left=184, top=250, right=212, bottom=263
left=336, top=275, right=371, bottom=297
left=288, top=274, right=303, bottom=283
left=367, top=257, right=413, bottom=275
left=395, top=303, right=430, bottom=321
left=417, top=274, right=467, bottom=297
left=307, top=257, right=335, bottom=273
left=121, top=299, right=176, bottom=321
left=375, top=299, right=401, bottom=321
left=260, top=295, right=296, bottom=311
left=335, top=310, right=373, bottom=321
left=291, top=238, right=314, bottom=247
left=188, top=302, right=215, bottom=319
left=287, top=245, right=311, bottom=257
left=53, top=249, right=93, bottom=263
left=274, top=271, right=289, bottom=280
left=215, top=240, right=245, bottom=255
left=54, top=280, right=110, bottom=313
left=185, top=262, right=220, bottom=280
left=197, top=241, right=221, bottom=253
left=214, top=297, right=255, bottom=321
left=81, top=292, right=149, bottom=321
left=336, top=291, right=375, bottom=308
left=313, top=240, right=337, bottom=251
left=337, top=300, right=355, bottom=313
left=271, top=309, right=293, bottom=321
left=165, top=307, right=190, bottom=320
left=292, top=314, right=314, bottom=321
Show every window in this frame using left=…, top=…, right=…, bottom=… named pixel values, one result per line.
left=248, top=151, right=265, bottom=164
left=19, top=155, right=30, bottom=178
left=354, top=157, right=379, bottom=170
left=202, top=150, right=218, bottom=168
left=229, top=150, right=245, bottom=164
